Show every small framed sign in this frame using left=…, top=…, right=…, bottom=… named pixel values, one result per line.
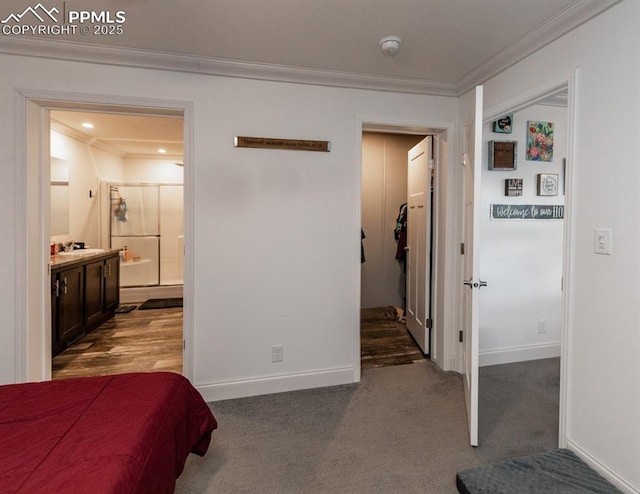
left=504, top=178, right=523, bottom=196
left=492, top=114, right=513, bottom=134
left=489, top=141, right=517, bottom=170
left=537, top=173, right=559, bottom=196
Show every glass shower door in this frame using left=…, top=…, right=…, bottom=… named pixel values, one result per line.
left=110, top=185, right=160, bottom=287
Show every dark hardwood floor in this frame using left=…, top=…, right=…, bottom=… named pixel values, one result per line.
left=360, top=306, right=425, bottom=369
left=53, top=304, right=423, bottom=379
left=52, top=306, right=183, bottom=380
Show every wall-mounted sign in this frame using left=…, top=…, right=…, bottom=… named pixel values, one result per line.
left=492, top=114, right=513, bottom=134
left=491, top=204, right=564, bottom=220
left=488, top=141, right=517, bottom=170
left=504, top=178, right=523, bottom=196
left=234, top=136, right=331, bottom=152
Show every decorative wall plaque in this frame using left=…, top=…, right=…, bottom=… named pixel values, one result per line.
left=492, top=114, right=513, bottom=134
left=504, top=178, right=523, bottom=196
left=488, top=141, right=517, bottom=170
left=537, top=173, right=559, bottom=196
left=234, top=136, right=331, bottom=152
left=491, top=204, right=564, bottom=220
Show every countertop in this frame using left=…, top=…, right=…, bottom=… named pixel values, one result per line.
left=50, top=248, right=121, bottom=270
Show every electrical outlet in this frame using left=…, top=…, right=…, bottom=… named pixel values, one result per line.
left=538, top=319, right=548, bottom=334
left=272, top=345, right=284, bottom=363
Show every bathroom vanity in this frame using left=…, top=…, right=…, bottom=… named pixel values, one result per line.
left=51, top=249, right=120, bottom=356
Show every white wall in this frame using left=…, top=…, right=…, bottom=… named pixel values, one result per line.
left=122, top=158, right=184, bottom=184
left=361, top=132, right=423, bottom=310
left=480, top=0, right=640, bottom=490
left=479, top=104, right=566, bottom=365
left=0, top=53, right=458, bottom=397
left=49, top=129, right=123, bottom=248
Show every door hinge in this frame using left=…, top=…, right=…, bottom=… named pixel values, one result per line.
left=183, top=340, right=186, bottom=350
left=426, top=318, right=432, bottom=330
left=460, top=243, right=465, bottom=255
left=428, top=159, right=435, bottom=169
left=459, top=330, right=464, bottom=343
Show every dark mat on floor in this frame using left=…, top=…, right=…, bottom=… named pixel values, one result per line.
left=137, top=298, right=183, bottom=310
left=456, top=449, right=622, bottom=494
left=115, top=305, right=137, bottom=313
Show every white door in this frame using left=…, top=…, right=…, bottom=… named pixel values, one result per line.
left=461, top=86, right=483, bottom=446
left=405, top=136, right=432, bottom=354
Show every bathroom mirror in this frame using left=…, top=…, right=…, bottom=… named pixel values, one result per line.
left=50, top=182, right=70, bottom=235
left=50, top=158, right=70, bottom=235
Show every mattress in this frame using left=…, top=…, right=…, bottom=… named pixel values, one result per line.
left=0, top=372, right=216, bottom=493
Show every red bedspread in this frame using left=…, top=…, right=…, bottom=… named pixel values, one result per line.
left=0, top=372, right=216, bottom=493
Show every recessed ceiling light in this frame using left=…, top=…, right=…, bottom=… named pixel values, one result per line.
left=158, top=148, right=167, bottom=154
left=81, top=122, right=94, bottom=129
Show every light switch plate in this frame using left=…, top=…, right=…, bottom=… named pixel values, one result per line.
left=594, top=228, right=612, bottom=255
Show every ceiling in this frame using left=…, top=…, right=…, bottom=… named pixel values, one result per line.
left=24, top=1, right=605, bottom=153
left=50, top=111, right=184, bottom=159
left=0, top=1, right=621, bottom=94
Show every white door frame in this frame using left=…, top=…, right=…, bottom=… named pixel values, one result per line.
left=356, top=118, right=457, bottom=381
left=482, top=68, right=579, bottom=447
left=13, top=88, right=195, bottom=382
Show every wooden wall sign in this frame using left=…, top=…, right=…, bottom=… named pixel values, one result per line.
left=234, top=136, right=331, bottom=152
left=489, top=141, right=517, bottom=170
left=491, top=204, right=564, bottom=220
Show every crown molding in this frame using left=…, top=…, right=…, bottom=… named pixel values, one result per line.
left=0, top=36, right=457, bottom=97
left=455, top=0, right=623, bottom=95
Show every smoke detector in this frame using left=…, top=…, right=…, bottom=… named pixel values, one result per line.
left=379, top=36, right=402, bottom=56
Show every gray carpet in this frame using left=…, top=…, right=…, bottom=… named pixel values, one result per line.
left=176, top=358, right=560, bottom=494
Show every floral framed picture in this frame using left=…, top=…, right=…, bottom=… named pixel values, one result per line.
left=527, top=121, right=554, bottom=161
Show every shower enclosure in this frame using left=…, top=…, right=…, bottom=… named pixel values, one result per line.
left=110, top=184, right=183, bottom=289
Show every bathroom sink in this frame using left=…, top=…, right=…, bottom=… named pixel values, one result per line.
left=58, top=248, right=105, bottom=257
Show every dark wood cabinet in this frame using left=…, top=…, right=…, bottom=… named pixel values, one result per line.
left=51, top=265, right=84, bottom=356
left=51, top=251, right=120, bottom=356
left=85, top=260, right=106, bottom=328
left=104, top=256, right=120, bottom=312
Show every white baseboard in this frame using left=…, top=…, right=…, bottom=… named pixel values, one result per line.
left=120, top=285, right=183, bottom=303
left=567, top=440, right=639, bottom=494
left=196, top=367, right=356, bottom=402
left=479, top=342, right=561, bottom=367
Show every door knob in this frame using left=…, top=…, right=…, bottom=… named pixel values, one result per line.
left=478, top=280, right=488, bottom=288
left=463, top=279, right=473, bottom=288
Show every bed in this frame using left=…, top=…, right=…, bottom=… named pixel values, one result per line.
left=0, top=372, right=217, bottom=493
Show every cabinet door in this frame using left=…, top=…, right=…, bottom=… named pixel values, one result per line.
left=51, top=274, right=63, bottom=356
left=85, top=260, right=105, bottom=327
left=58, top=266, right=84, bottom=343
left=104, top=256, right=120, bottom=312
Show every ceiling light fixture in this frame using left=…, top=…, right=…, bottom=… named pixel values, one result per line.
left=379, top=36, right=402, bottom=56
left=158, top=148, right=167, bottom=154
left=81, top=122, right=94, bottom=129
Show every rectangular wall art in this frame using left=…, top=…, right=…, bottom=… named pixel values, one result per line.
left=537, top=173, right=559, bottom=196
left=526, top=121, right=554, bottom=162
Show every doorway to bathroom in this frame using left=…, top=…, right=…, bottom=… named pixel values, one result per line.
left=48, top=109, right=185, bottom=378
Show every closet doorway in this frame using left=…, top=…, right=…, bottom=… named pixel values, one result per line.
left=360, top=131, right=430, bottom=368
